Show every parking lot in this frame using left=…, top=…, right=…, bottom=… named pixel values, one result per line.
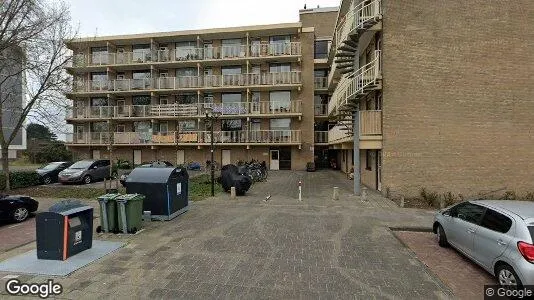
left=0, top=170, right=494, bottom=299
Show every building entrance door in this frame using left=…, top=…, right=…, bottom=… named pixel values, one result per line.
left=270, top=150, right=279, bottom=170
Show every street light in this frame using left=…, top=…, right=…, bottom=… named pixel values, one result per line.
left=205, top=106, right=220, bottom=196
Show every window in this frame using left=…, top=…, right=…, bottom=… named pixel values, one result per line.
left=366, top=150, right=372, bottom=170
left=222, top=66, right=242, bottom=75
left=269, top=35, right=290, bottom=43
left=314, top=40, right=329, bottom=59
left=90, top=122, right=108, bottom=132
left=221, top=39, right=243, bottom=58
left=314, top=69, right=327, bottom=77
left=222, top=93, right=241, bottom=104
left=450, top=202, right=486, bottom=224
left=90, top=97, right=108, bottom=106
left=269, top=91, right=291, bottom=111
left=175, top=41, right=197, bottom=60
left=178, top=120, right=196, bottom=131
left=480, top=209, right=512, bottom=233
left=176, top=68, right=198, bottom=77
left=157, top=122, right=168, bottom=133
left=176, top=94, right=196, bottom=104
left=91, top=72, right=107, bottom=81
left=132, top=44, right=151, bottom=62
left=91, top=47, right=108, bottom=64
left=132, top=95, right=151, bottom=106
left=132, top=71, right=150, bottom=79
left=269, top=63, right=290, bottom=73
left=133, top=121, right=151, bottom=132
left=222, top=119, right=242, bottom=131
left=270, top=118, right=290, bottom=130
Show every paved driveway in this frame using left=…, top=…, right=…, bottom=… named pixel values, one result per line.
left=0, top=170, right=452, bottom=299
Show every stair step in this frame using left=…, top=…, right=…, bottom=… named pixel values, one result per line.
left=335, top=51, right=355, bottom=57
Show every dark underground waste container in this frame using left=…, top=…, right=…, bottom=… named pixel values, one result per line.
left=36, top=200, right=93, bottom=260
left=221, top=164, right=252, bottom=196
left=125, top=166, right=188, bottom=221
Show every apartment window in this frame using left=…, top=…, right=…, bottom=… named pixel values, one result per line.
left=221, top=39, right=243, bottom=58
left=156, top=122, right=168, bottom=133
left=91, top=72, right=107, bottom=82
left=222, top=119, right=242, bottom=131
left=90, top=122, right=108, bottom=132
left=269, top=91, right=291, bottom=111
left=270, top=118, right=290, bottom=130
left=269, top=35, right=290, bottom=44
left=204, top=93, right=214, bottom=104
left=90, top=97, right=108, bottom=106
left=314, top=69, right=327, bottom=77
left=132, top=95, right=151, bottom=105
left=116, top=124, right=125, bottom=133
left=269, top=36, right=290, bottom=55
left=91, top=46, right=108, bottom=64
left=251, top=119, right=261, bottom=131
left=269, top=63, right=290, bottom=73
left=175, top=41, right=197, bottom=60
left=132, top=44, right=151, bottom=62
left=250, top=39, right=261, bottom=56
left=176, top=94, right=196, bottom=104
left=132, top=71, right=150, bottom=79
left=178, top=120, right=196, bottom=132
left=222, top=93, right=241, bottom=104
left=314, top=40, right=329, bottom=59
left=133, top=121, right=151, bottom=132
left=222, top=66, right=242, bottom=75
left=176, top=68, right=198, bottom=77
left=366, top=150, right=373, bottom=170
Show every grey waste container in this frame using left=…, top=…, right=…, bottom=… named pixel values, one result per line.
left=125, top=166, right=189, bottom=220
left=36, top=200, right=93, bottom=260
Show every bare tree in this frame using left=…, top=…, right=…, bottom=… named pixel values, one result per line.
left=0, top=0, right=74, bottom=190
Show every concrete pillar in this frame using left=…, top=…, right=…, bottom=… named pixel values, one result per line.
left=332, top=187, right=339, bottom=200
left=230, top=187, right=236, bottom=199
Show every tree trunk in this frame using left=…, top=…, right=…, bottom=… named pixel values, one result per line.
left=1, top=147, right=10, bottom=191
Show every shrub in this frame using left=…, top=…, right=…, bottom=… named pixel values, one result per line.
left=501, top=191, right=517, bottom=200
left=443, top=192, right=458, bottom=207
left=0, top=171, right=41, bottom=190
left=523, top=192, right=534, bottom=201
left=420, top=187, right=439, bottom=207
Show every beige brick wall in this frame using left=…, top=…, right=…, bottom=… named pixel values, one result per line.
left=382, top=0, right=534, bottom=198
left=299, top=10, right=338, bottom=38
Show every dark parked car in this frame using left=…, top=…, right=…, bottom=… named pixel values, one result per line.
left=58, top=159, right=111, bottom=184
left=0, top=195, right=39, bottom=223
left=36, top=161, right=72, bottom=184
left=120, top=161, right=173, bottom=187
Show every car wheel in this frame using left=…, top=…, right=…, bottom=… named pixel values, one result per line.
left=12, top=207, right=29, bottom=222
left=437, top=224, right=449, bottom=247
left=43, top=176, right=52, bottom=185
left=497, top=264, right=523, bottom=287
left=83, top=175, right=92, bottom=184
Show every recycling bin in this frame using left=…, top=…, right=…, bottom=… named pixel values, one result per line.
left=125, top=166, right=189, bottom=220
left=116, top=194, right=144, bottom=234
left=96, top=193, right=120, bottom=233
left=36, top=200, right=93, bottom=260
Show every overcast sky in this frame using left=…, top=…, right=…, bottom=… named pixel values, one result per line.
left=66, top=0, right=340, bottom=37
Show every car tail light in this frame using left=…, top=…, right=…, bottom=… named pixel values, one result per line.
left=518, top=241, right=534, bottom=262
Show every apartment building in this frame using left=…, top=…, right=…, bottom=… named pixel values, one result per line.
left=65, top=22, right=320, bottom=170
left=327, top=0, right=534, bottom=198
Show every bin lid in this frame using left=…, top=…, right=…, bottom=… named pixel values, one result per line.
left=115, top=193, right=145, bottom=201
left=49, top=199, right=85, bottom=213
left=126, top=167, right=188, bottom=184
left=97, top=193, right=121, bottom=200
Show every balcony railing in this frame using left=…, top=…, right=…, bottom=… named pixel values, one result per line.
left=314, top=77, right=328, bottom=90
left=66, top=101, right=303, bottom=120
left=71, top=42, right=302, bottom=67
left=329, top=50, right=381, bottom=115
left=314, top=104, right=328, bottom=116
left=66, top=130, right=301, bottom=145
left=327, top=110, right=382, bottom=143
left=71, top=72, right=302, bottom=93
left=314, top=131, right=328, bottom=144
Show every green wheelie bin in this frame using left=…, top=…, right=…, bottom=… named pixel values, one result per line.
left=116, top=194, right=145, bottom=234
left=96, top=193, right=121, bottom=233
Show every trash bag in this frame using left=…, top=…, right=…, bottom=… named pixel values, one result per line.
left=221, top=164, right=252, bottom=196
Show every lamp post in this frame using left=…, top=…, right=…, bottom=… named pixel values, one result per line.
left=205, top=107, right=220, bottom=196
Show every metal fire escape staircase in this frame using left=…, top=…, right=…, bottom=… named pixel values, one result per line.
left=333, top=0, right=382, bottom=75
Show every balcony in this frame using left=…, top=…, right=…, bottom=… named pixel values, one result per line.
left=70, top=72, right=302, bottom=94
left=314, top=104, right=328, bottom=117
left=66, top=130, right=301, bottom=146
left=328, top=110, right=382, bottom=144
left=314, top=77, right=328, bottom=90
left=314, top=131, right=328, bottom=144
left=66, top=101, right=303, bottom=121
left=70, top=42, right=302, bottom=68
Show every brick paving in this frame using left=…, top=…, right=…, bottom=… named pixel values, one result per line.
left=395, top=231, right=495, bottom=300
left=0, top=170, right=454, bottom=299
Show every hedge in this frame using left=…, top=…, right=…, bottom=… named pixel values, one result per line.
left=0, top=171, right=42, bottom=190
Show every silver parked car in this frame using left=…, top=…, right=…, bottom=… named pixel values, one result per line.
left=58, top=159, right=111, bottom=184
left=434, top=200, right=534, bottom=287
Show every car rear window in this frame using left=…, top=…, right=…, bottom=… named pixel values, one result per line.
left=528, top=227, right=534, bottom=242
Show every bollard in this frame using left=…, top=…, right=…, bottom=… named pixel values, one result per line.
left=332, top=187, right=339, bottom=200
left=400, top=196, right=405, bottom=208
left=230, top=187, right=236, bottom=199
left=298, top=180, right=302, bottom=201
left=361, top=188, right=368, bottom=202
